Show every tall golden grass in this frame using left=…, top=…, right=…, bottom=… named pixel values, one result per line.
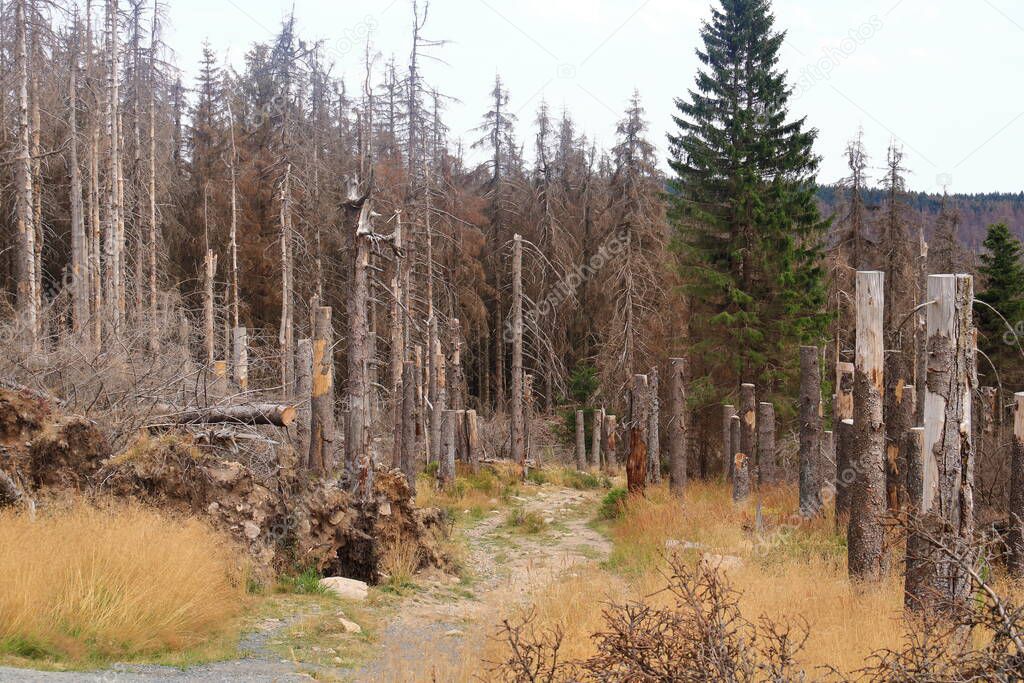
left=0, top=501, right=246, bottom=665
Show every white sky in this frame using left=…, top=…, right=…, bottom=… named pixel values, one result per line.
left=164, top=0, right=1024, bottom=194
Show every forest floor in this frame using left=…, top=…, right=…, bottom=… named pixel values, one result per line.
left=0, top=481, right=610, bottom=682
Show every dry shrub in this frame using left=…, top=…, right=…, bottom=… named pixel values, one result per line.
left=379, top=538, right=421, bottom=588
left=0, top=500, right=246, bottom=664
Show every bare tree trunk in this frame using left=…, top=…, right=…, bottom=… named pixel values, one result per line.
left=400, top=359, right=417, bottom=493
left=604, top=414, right=618, bottom=470
left=799, top=347, right=823, bottom=516
left=916, top=273, right=975, bottom=610
left=438, top=409, right=456, bottom=490
left=233, top=327, right=248, bottom=391
left=722, top=404, right=736, bottom=480
left=976, top=386, right=998, bottom=506
left=627, top=374, right=649, bottom=494
left=147, top=10, right=158, bottom=316
left=449, top=319, right=465, bottom=410
left=835, top=361, right=855, bottom=520
left=345, top=176, right=373, bottom=490
left=739, top=382, right=756, bottom=489
left=647, top=367, right=661, bottom=483
left=756, top=402, right=776, bottom=486
left=731, top=414, right=748, bottom=502
left=415, top=344, right=427, bottom=464
left=591, top=408, right=604, bottom=471
left=849, top=271, right=886, bottom=581
left=1009, top=392, right=1024, bottom=578
left=668, top=358, right=689, bottom=497
left=309, top=306, right=335, bottom=474
left=465, top=409, right=480, bottom=472
left=203, top=250, right=217, bottom=367
left=575, top=410, right=586, bottom=471
left=511, top=234, right=525, bottom=471
left=155, top=403, right=297, bottom=427
left=279, top=165, right=295, bottom=395
left=887, top=379, right=915, bottom=511
left=295, top=338, right=313, bottom=458
left=14, top=0, right=38, bottom=349
left=227, top=104, right=240, bottom=331
left=69, top=27, right=88, bottom=336
left=105, top=0, right=125, bottom=334
left=431, top=335, right=447, bottom=465
left=904, top=426, right=931, bottom=609
left=391, top=214, right=406, bottom=467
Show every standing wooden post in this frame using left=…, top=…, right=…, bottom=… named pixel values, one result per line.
left=465, top=409, right=480, bottom=473
left=438, top=409, right=456, bottom=490
left=731, top=414, right=748, bottom=501
left=627, top=374, right=649, bottom=493
left=575, top=410, right=586, bottom=471
left=295, top=338, right=313, bottom=460
left=647, top=367, right=661, bottom=483
left=739, top=383, right=756, bottom=487
left=835, top=362, right=855, bottom=520
left=511, top=234, right=525, bottom=473
left=590, top=409, right=604, bottom=470
left=756, top=402, right=776, bottom=486
left=722, top=404, right=736, bottom=479
left=668, top=358, right=689, bottom=496
left=309, top=306, right=335, bottom=475
left=604, top=415, right=618, bottom=470
left=799, top=347, right=823, bottom=516
left=1009, top=393, right=1024, bottom=578
left=886, top=380, right=915, bottom=511
left=400, top=360, right=417, bottom=493
left=917, top=274, right=975, bottom=608
left=903, top=426, right=930, bottom=609
left=233, top=327, right=248, bottom=392
left=848, top=271, right=886, bottom=581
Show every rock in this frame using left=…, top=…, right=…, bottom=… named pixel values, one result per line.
left=700, top=552, right=743, bottom=571
left=320, top=576, right=369, bottom=601
left=339, top=618, right=362, bottom=634
left=543, top=517, right=554, bottom=525
left=333, top=657, right=343, bottom=665
left=243, top=521, right=261, bottom=540
left=444, top=629, right=464, bottom=637
left=379, top=501, right=392, bottom=516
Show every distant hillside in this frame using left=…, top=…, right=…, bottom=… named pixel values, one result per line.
left=816, top=186, right=1024, bottom=251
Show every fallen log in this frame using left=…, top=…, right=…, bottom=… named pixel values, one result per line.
left=152, top=403, right=297, bottom=427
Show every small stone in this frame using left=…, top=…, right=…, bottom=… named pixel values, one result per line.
left=242, top=521, right=260, bottom=540
left=701, top=552, right=743, bottom=571
left=444, top=629, right=464, bottom=637
left=320, top=576, right=369, bottom=601
left=339, top=618, right=362, bottom=634
left=379, top=501, right=392, bottom=516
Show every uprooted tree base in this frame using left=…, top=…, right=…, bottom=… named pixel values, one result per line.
left=0, top=387, right=450, bottom=583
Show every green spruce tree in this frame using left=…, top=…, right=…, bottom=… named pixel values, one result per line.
left=978, top=223, right=1024, bottom=389
left=668, top=0, right=828, bottom=410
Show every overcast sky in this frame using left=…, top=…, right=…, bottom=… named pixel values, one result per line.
left=164, top=0, right=1024, bottom=194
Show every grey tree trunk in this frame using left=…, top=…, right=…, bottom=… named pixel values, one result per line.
left=1009, top=392, right=1024, bottom=578
left=836, top=418, right=854, bottom=524
left=401, top=360, right=417, bottom=494
left=69, top=29, right=88, bottom=336
left=886, top=379, right=915, bottom=511
left=647, top=367, right=661, bottom=483
left=799, top=347, right=823, bottom=517
left=723, top=404, right=736, bottom=480
left=848, top=271, right=886, bottom=581
left=279, top=165, right=295, bottom=395
left=604, top=414, right=618, bottom=470
left=465, top=409, right=480, bottom=472
left=295, top=338, right=313, bottom=460
left=903, top=426, right=932, bottom=609
left=590, top=408, right=604, bottom=471
left=756, top=402, right=776, bottom=486
left=438, top=409, right=456, bottom=490
left=345, top=176, right=373, bottom=492
left=668, top=358, right=689, bottom=497
left=731, top=414, right=748, bottom=501
left=576, top=409, right=586, bottom=470
left=739, top=383, right=756, bottom=488
left=511, top=234, right=525, bottom=472
left=204, top=250, right=217, bottom=367
left=233, top=327, right=249, bottom=391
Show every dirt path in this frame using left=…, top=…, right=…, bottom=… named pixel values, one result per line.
left=0, top=486, right=610, bottom=683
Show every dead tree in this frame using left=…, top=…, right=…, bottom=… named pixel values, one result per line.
left=627, top=374, right=649, bottom=493
left=511, top=233, right=525, bottom=472
left=835, top=362, right=855, bottom=520
left=439, top=409, right=456, bottom=490
left=648, top=367, right=662, bottom=483
left=575, top=410, right=586, bottom=470
left=822, top=429, right=835, bottom=495
left=886, top=380, right=915, bottom=511
left=14, top=0, right=38, bottom=348
left=295, top=338, right=313, bottom=457
left=904, top=426, right=930, bottom=609
left=1009, top=392, right=1024, bottom=578
left=465, top=409, right=480, bottom=472
left=203, top=249, right=217, bottom=367
left=154, top=403, right=297, bottom=427
left=756, top=402, right=776, bottom=486
left=731, top=414, right=748, bottom=502
left=104, top=0, right=125, bottom=334
left=430, top=336, right=447, bottom=463
left=344, top=174, right=373, bottom=486
left=233, top=327, right=248, bottom=391
left=799, top=348, right=823, bottom=517
left=739, top=383, right=756, bottom=488
left=722, top=404, right=736, bottom=479
left=400, top=360, right=417, bottom=493
left=976, top=386, right=998, bottom=502
left=69, top=23, right=88, bottom=335
left=916, top=273, right=976, bottom=610
left=449, top=319, right=466, bottom=411
left=309, top=305, right=335, bottom=474
left=668, top=358, right=689, bottom=496
left=604, top=414, right=618, bottom=470
left=848, top=271, right=886, bottom=581
left=590, top=408, right=604, bottom=471
left=279, top=165, right=295, bottom=395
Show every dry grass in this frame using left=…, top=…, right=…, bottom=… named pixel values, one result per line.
left=378, top=538, right=422, bottom=590
left=0, top=501, right=247, bottom=666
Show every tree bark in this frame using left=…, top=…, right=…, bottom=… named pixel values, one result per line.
left=400, top=359, right=418, bottom=493
left=511, top=234, right=525, bottom=472
left=590, top=408, right=604, bottom=471
left=345, top=175, right=373, bottom=489
left=575, top=409, right=586, bottom=471
left=647, top=367, right=661, bottom=483
left=279, top=165, right=295, bottom=395
left=836, top=418, right=854, bottom=524
left=886, top=379, right=915, bottom=511
left=465, top=409, right=480, bottom=473
left=604, top=414, right=617, bottom=471
left=233, top=327, right=249, bottom=391
left=731, top=414, right=748, bottom=502
left=668, top=358, right=689, bottom=497
left=848, top=271, right=886, bottom=581
left=309, top=305, right=335, bottom=475
left=756, top=402, right=776, bottom=486
left=295, top=338, right=313, bottom=459
left=204, top=250, right=217, bottom=367
left=438, top=409, right=456, bottom=490
left=799, top=347, right=823, bottom=516
left=739, top=382, right=756, bottom=488
left=627, top=374, right=649, bottom=494
left=903, top=426, right=932, bottom=609
left=722, top=404, right=736, bottom=480
left=69, top=27, right=88, bottom=336
left=1009, top=392, right=1024, bottom=578
left=154, top=403, right=297, bottom=427
left=15, top=0, right=38, bottom=348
